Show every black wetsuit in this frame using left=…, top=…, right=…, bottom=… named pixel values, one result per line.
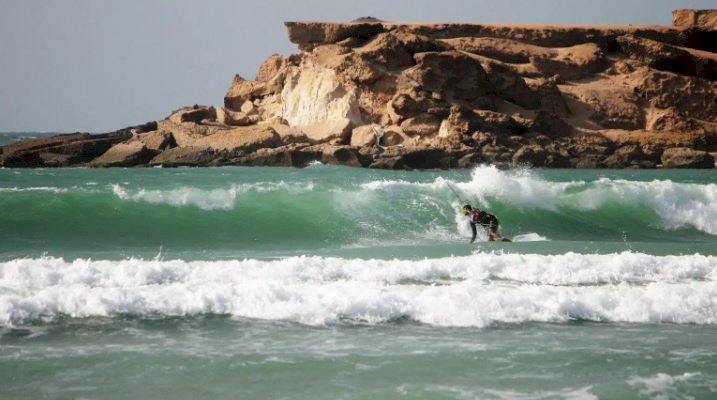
left=469, top=210, right=499, bottom=243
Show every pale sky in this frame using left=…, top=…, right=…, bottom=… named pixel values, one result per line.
left=0, top=0, right=714, bottom=132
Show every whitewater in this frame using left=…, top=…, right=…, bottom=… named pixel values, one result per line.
left=2, top=252, right=717, bottom=328
left=2, top=163, right=717, bottom=399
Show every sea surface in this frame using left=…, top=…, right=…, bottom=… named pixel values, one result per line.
left=2, top=132, right=717, bottom=399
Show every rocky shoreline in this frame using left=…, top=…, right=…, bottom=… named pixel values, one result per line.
left=2, top=10, right=716, bottom=169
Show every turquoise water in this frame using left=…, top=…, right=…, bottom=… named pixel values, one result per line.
left=1, top=155, right=717, bottom=398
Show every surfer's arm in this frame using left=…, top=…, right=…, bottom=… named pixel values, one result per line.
left=469, top=223, right=477, bottom=243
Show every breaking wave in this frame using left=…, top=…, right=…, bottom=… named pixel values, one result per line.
left=2, top=252, right=717, bottom=327
left=365, top=165, right=717, bottom=235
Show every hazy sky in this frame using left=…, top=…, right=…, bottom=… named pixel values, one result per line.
left=1, top=0, right=714, bottom=132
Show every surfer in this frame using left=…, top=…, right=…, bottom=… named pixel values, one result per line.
left=462, top=205, right=511, bottom=243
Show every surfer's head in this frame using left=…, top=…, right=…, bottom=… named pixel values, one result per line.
left=462, top=205, right=472, bottom=215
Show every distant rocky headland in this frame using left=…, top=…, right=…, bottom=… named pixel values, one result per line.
left=2, top=9, right=717, bottom=169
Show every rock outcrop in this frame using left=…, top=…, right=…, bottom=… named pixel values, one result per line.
left=661, top=147, right=715, bottom=168
left=2, top=10, right=717, bottom=169
left=673, top=9, right=717, bottom=31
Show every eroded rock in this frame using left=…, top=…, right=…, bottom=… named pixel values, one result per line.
left=301, top=118, right=354, bottom=143
left=281, top=64, right=363, bottom=127
left=406, top=51, right=490, bottom=101
left=661, top=147, right=714, bottom=168
left=91, top=141, right=158, bottom=167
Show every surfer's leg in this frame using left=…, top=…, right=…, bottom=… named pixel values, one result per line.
left=488, top=226, right=499, bottom=241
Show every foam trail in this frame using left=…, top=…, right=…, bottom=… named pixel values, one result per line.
left=512, top=233, right=549, bottom=242
left=2, top=252, right=717, bottom=327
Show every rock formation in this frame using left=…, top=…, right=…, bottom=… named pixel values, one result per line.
left=2, top=10, right=717, bottom=169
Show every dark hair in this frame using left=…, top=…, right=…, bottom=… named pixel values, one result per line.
left=463, top=204, right=472, bottom=210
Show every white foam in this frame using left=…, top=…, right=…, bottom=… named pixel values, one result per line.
left=111, top=181, right=314, bottom=210
left=512, top=233, right=549, bottom=242
left=2, top=252, right=717, bottom=327
left=628, top=372, right=701, bottom=400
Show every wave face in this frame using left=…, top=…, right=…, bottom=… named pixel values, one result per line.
left=2, top=252, right=717, bottom=327
left=1, top=166, right=715, bottom=259
left=456, top=166, right=717, bottom=235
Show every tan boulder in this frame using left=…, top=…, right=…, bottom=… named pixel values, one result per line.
left=381, top=127, right=407, bottom=146
left=350, top=124, right=406, bottom=147
left=240, top=101, right=256, bottom=114
left=224, top=75, right=268, bottom=112
left=673, top=9, right=717, bottom=30
left=254, top=54, right=291, bottom=94
left=351, top=124, right=380, bottom=147
left=256, top=54, right=289, bottom=81
left=216, top=107, right=260, bottom=126
left=301, top=118, right=354, bottom=143
left=91, top=141, right=157, bottom=167
left=316, top=144, right=364, bottom=167
left=400, top=114, right=442, bottom=136
left=271, top=124, right=309, bottom=144
left=193, top=125, right=281, bottom=152
left=661, top=147, right=714, bottom=168
left=134, top=130, right=176, bottom=151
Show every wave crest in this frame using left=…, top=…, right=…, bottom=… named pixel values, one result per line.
left=111, top=181, right=314, bottom=210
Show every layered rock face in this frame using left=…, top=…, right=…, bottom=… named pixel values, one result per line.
left=3, top=11, right=717, bottom=169
left=673, top=9, right=717, bottom=31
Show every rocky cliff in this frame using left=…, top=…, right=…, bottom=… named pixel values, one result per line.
left=3, top=10, right=717, bottom=169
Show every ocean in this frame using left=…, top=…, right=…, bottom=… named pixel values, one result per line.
left=1, top=132, right=717, bottom=399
